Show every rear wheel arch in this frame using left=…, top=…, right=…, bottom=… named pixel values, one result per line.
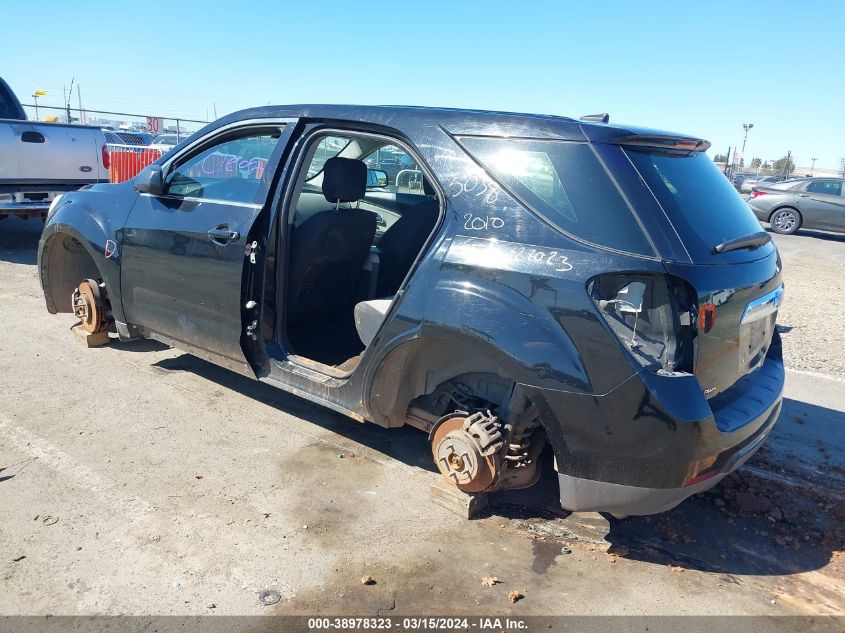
left=366, top=335, right=523, bottom=428
left=40, top=230, right=109, bottom=314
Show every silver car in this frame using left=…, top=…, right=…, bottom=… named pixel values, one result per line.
left=748, top=177, right=845, bottom=234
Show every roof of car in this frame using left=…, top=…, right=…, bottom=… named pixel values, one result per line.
left=211, top=104, right=709, bottom=148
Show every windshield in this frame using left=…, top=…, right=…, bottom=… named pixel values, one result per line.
left=624, top=148, right=772, bottom=260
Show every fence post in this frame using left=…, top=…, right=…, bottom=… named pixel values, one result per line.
left=176, top=119, right=181, bottom=142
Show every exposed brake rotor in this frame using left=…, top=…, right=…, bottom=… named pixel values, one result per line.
left=72, top=278, right=109, bottom=334
left=431, top=411, right=503, bottom=494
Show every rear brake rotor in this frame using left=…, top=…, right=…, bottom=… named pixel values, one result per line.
left=72, top=279, right=107, bottom=334
left=431, top=414, right=498, bottom=493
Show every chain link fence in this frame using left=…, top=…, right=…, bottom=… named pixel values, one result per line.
left=21, top=104, right=208, bottom=182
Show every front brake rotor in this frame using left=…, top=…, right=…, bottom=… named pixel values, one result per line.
left=431, top=414, right=498, bottom=493
left=72, top=279, right=107, bottom=334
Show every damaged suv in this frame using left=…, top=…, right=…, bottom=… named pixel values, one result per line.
left=38, top=106, right=784, bottom=517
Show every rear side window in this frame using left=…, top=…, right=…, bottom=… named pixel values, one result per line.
left=459, top=137, right=654, bottom=256
left=806, top=181, right=842, bottom=196
left=624, top=148, right=768, bottom=260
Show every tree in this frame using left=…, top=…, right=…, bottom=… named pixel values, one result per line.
left=750, top=157, right=762, bottom=168
left=773, top=155, right=795, bottom=175
left=713, top=153, right=727, bottom=162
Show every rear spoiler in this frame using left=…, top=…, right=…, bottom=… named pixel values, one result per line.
left=580, top=123, right=711, bottom=152
left=612, top=134, right=710, bottom=152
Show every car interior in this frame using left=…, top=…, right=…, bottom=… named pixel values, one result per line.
left=281, top=133, right=441, bottom=370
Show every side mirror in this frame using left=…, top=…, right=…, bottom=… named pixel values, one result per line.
left=366, top=169, right=388, bottom=189
left=134, top=165, right=164, bottom=195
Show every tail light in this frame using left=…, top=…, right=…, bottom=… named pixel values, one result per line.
left=101, top=145, right=111, bottom=170
left=589, top=273, right=695, bottom=374
left=750, top=190, right=767, bottom=199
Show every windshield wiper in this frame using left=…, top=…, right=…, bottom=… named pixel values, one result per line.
left=713, top=231, right=772, bottom=254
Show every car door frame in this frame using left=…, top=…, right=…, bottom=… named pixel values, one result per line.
left=121, top=116, right=299, bottom=376
left=798, top=180, right=845, bottom=231
left=240, top=121, right=446, bottom=422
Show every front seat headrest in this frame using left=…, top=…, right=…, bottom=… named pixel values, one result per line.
left=322, top=157, right=367, bottom=203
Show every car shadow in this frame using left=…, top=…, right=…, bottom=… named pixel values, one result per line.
left=766, top=225, right=845, bottom=243
left=0, top=217, right=42, bottom=264
left=151, top=352, right=841, bottom=577
left=150, top=353, right=437, bottom=473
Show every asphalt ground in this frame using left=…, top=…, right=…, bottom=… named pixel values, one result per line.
left=0, top=217, right=842, bottom=629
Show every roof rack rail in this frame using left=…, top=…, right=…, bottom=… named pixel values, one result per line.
left=580, top=113, right=610, bottom=123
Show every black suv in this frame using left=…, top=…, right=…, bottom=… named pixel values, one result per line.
left=38, top=105, right=784, bottom=517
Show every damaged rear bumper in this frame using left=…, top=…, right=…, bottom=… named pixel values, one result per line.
left=557, top=396, right=779, bottom=517
left=522, top=333, right=784, bottom=517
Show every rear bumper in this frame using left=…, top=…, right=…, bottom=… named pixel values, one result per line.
left=557, top=396, right=780, bottom=517
left=522, top=332, right=785, bottom=517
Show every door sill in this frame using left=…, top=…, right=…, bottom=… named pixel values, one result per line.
left=286, top=353, right=361, bottom=379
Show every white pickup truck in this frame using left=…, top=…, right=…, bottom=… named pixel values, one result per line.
left=0, top=77, right=109, bottom=219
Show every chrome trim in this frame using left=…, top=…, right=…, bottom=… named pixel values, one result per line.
left=741, top=284, right=784, bottom=324
left=138, top=192, right=263, bottom=209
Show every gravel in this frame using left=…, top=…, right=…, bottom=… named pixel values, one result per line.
left=772, top=231, right=845, bottom=379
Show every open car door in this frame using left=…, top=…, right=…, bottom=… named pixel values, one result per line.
left=121, top=119, right=297, bottom=375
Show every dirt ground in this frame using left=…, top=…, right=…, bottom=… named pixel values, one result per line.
left=0, top=218, right=843, bottom=629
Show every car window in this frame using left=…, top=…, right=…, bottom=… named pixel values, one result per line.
left=625, top=148, right=770, bottom=260
left=0, top=81, right=18, bottom=118
left=166, top=130, right=282, bottom=203
left=460, top=137, right=654, bottom=256
left=306, top=136, right=351, bottom=179
left=806, top=181, right=843, bottom=196
left=362, top=144, right=426, bottom=194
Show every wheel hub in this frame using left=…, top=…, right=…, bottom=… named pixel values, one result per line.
left=431, top=413, right=501, bottom=493
left=72, top=279, right=108, bottom=333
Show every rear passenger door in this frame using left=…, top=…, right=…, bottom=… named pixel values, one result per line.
left=799, top=180, right=845, bottom=230
left=121, top=120, right=295, bottom=374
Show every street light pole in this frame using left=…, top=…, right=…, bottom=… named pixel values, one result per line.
left=811, top=157, right=817, bottom=176
left=740, top=123, right=754, bottom=169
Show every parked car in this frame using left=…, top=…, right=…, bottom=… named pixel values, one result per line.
left=0, top=77, right=109, bottom=220
left=102, top=130, right=125, bottom=145
left=38, top=105, right=784, bottom=518
left=733, top=173, right=749, bottom=189
left=115, top=131, right=154, bottom=146
left=749, top=177, right=845, bottom=234
left=740, top=175, right=762, bottom=193
left=148, top=133, right=183, bottom=152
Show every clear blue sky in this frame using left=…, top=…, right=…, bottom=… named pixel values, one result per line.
left=4, top=1, right=843, bottom=169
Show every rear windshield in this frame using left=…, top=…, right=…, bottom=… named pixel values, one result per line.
left=459, top=137, right=654, bottom=256
left=624, top=148, right=769, bottom=259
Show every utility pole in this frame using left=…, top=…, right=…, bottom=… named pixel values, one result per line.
left=66, top=77, right=75, bottom=123
left=724, top=147, right=732, bottom=176
left=77, top=84, right=84, bottom=125
left=740, top=123, right=754, bottom=169
left=32, top=89, right=46, bottom=120
left=810, top=157, right=817, bottom=176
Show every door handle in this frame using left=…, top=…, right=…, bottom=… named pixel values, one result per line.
left=207, top=225, right=240, bottom=244
left=21, top=131, right=45, bottom=143
left=798, top=194, right=810, bottom=197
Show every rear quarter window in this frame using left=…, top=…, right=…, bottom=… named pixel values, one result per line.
left=458, top=137, right=654, bottom=257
